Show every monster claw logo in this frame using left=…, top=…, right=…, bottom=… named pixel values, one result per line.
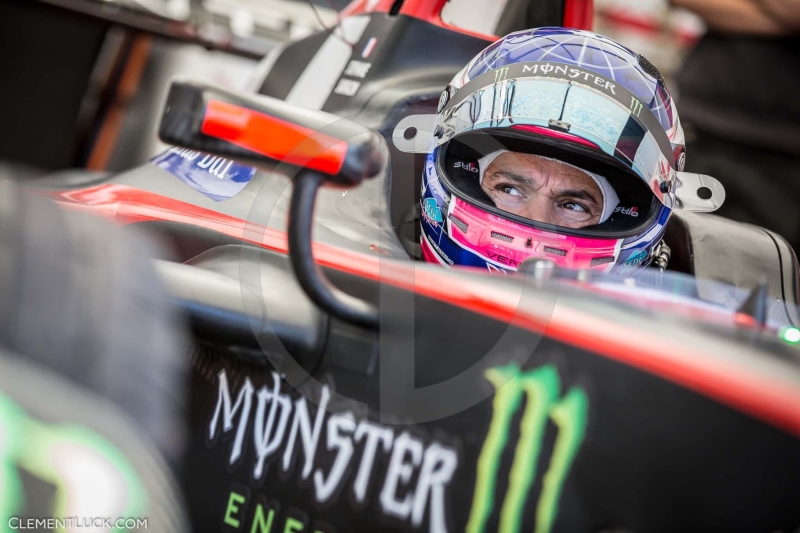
left=467, top=364, right=588, bottom=533
left=494, top=67, right=509, bottom=82
left=0, top=393, right=147, bottom=527
left=629, top=96, right=643, bottom=117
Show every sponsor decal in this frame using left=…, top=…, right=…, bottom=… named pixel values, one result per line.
left=343, top=60, right=371, bottom=79
left=0, top=392, right=146, bottom=524
left=333, top=79, right=361, bottom=97
left=361, top=37, right=377, bottom=59
left=629, top=96, right=643, bottom=117
left=520, top=63, right=616, bottom=95
left=329, top=55, right=372, bottom=100
left=208, top=371, right=459, bottom=533
left=151, top=147, right=257, bottom=201
left=422, top=198, right=443, bottom=227
left=486, top=263, right=510, bottom=275
left=426, top=236, right=454, bottom=265
left=467, top=364, right=588, bottom=533
left=487, top=250, right=518, bottom=267
left=454, top=161, right=479, bottom=173
left=676, top=151, right=686, bottom=172
left=623, top=248, right=648, bottom=267
left=613, top=206, right=639, bottom=217
left=494, top=67, right=509, bottom=83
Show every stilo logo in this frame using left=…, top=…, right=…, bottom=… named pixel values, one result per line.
left=467, top=364, right=588, bottom=533
left=613, top=206, right=639, bottom=217
left=454, top=161, right=479, bottom=173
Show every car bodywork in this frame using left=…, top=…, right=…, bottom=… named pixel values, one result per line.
left=32, top=0, right=800, bottom=531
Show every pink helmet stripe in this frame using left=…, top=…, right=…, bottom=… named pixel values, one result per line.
left=448, top=198, right=622, bottom=271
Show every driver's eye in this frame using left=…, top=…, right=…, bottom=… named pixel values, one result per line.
left=562, top=202, right=588, bottom=213
left=498, top=185, right=522, bottom=197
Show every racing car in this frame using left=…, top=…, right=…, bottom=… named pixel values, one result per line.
left=19, top=0, right=800, bottom=530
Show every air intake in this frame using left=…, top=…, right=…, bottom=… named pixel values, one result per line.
left=590, top=256, right=616, bottom=267
left=448, top=214, right=468, bottom=233
left=543, top=246, right=567, bottom=256
left=490, top=231, right=514, bottom=243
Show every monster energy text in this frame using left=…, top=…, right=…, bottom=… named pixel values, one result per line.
left=208, top=371, right=458, bottom=533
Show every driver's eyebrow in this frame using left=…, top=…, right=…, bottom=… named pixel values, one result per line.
left=489, top=170, right=534, bottom=186
left=559, top=188, right=600, bottom=205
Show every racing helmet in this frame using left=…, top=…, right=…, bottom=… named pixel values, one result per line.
left=393, top=28, right=725, bottom=274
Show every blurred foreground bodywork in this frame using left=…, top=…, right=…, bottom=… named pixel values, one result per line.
left=0, top=181, right=189, bottom=531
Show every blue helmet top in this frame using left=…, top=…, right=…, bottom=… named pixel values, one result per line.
left=453, top=28, right=680, bottom=145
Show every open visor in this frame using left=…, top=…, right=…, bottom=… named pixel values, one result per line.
left=393, top=63, right=724, bottom=213
left=441, top=129, right=661, bottom=236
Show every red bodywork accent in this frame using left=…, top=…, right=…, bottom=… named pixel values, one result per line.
left=398, top=0, right=496, bottom=42
left=420, top=233, right=441, bottom=264
left=53, top=183, right=800, bottom=440
left=202, top=100, right=348, bottom=176
left=341, top=0, right=396, bottom=17
left=343, top=0, right=593, bottom=41
left=564, top=0, right=594, bottom=30
left=597, top=8, right=699, bottom=45
left=512, top=124, right=601, bottom=150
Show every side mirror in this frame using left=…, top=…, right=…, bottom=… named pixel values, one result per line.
left=158, top=80, right=385, bottom=329
left=159, top=80, right=384, bottom=185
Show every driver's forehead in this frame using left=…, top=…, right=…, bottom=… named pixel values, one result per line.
left=488, top=152, right=595, bottom=188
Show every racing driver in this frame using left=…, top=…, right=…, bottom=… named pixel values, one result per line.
left=407, top=28, right=720, bottom=274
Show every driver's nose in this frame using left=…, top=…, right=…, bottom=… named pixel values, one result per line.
left=515, top=195, right=557, bottom=226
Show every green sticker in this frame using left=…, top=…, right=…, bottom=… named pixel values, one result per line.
left=467, top=364, right=589, bottom=533
left=0, top=392, right=148, bottom=531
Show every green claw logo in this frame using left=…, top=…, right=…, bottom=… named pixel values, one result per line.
left=0, top=393, right=146, bottom=530
left=629, top=97, right=643, bottom=117
left=467, top=364, right=588, bottom=533
left=494, top=67, right=510, bottom=83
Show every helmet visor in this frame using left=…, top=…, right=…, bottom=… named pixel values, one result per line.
left=394, top=63, right=724, bottom=212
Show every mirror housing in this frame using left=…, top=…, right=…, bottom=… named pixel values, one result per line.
left=159, top=80, right=385, bottom=186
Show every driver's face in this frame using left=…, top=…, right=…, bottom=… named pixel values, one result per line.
left=480, top=152, right=602, bottom=228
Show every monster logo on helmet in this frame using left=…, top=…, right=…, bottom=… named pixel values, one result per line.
left=395, top=28, right=726, bottom=274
